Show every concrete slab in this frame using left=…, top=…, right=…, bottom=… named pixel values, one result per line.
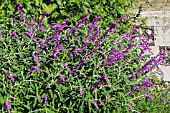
left=128, top=1, right=170, bottom=81
left=159, top=65, right=170, bottom=81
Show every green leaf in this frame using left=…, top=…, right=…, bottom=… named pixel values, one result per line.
left=102, top=0, right=106, bottom=4
left=0, top=94, right=4, bottom=104
left=117, top=7, right=125, bottom=14
left=57, top=0, right=62, bottom=5
left=42, top=3, right=50, bottom=12
left=22, top=8, right=27, bottom=13
left=108, top=97, right=116, bottom=103
left=84, top=2, right=90, bottom=7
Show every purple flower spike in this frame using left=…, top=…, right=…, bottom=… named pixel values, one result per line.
left=135, top=86, right=140, bottom=91
left=128, top=104, right=133, bottom=112
left=28, top=66, right=40, bottom=74
left=37, top=39, right=45, bottom=45
left=90, top=28, right=100, bottom=42
left=66, top=14, right=91, bottom=37
left=82, top=73, right=86, bottom=77
left=106, top=93, right=110, bottom=98
left=99, top=99, right=103, bottom=105
left=15, top=3, right=22, bottom=8
left=140, top=78, right=153, bottom=90
left=144, top=93, right=153, bottom=100
left=50, top=22, right=59, bottom=28
left=6, top=72, right=14, bottom=83
left=38, top=12, right=49, bottom=26
left=123, top=44, right=136, bottom=54
left=36, top=94, right=40, bottom=101
left=86, top=16, right=100, bottom=39
left=108, top=22, right=116, bottom=28
left=18, top=8, right=24, bottom=20
left=57, top=92, right=60, bottom=97
left=116, top=14, right=129, bottom=24
left=31, top=53, right=40, bottom=66
left=4, top=100, right=11, bottom=113
left=46, top=86, right=51, bottom=89
left=105, top=84, right=114, bottom=89
left=79, top=86, right=83, bottom=94
left=12, top=3, right=23, bottom=19
left=91, top=100, right=99, bottom=109
left=41, top=95, right=48, bottom=105
left=58, top=74, right=65, bottom=84
left=11, top=31, right=18, bottom=38
left=18, top=53, right=22, bottom=57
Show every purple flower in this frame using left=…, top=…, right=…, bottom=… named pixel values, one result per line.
left=11, top=31, right=18, bottom=38
left=128, top=58, right=157, bottom=79
left=28, top=66, right=40, bottom=74
left=129, top=34, right=141, bottom=42
left=4, top=100, right=11, bottom=113
left=130, top=84, right=134, bottom=87
left=41, top=95, right=48, bottom=105
left=166, top=99, right=170, bottom=105
left=140, top=78, right=153, bottom=90
left=128, top=24, right=139, bottom=36
left=36, top=94, right=40, bottom=101
left=116, top=14, right=129, bottom=24
left=57, top=92, right=60, bottom=97
left=58, top=74, right=65, bottom=84
left=37, top=39, right=45, bottom=45
left=92, top=15, right=127, bottom=56
left=99, top=99, right=103, bottom=105
left=128, top=104, right=133, bottom=112
left=18, top=53, right=22, bottom=57
left=99, top=75, right=108, bottom=81
left=123, top=44, right=136, bottom=54
left=46, top=85, right=56, bottom=90
left=6, top=72, right=14, bottom=83
left=50, top=22, right=59, bottom=28
left=127, top=86, right=141, bottom=95
left=46, top=86, right=51, bottom=89
left=106, top=93, right=110, bottom=98
left=90, top=28, right=100, bottom=42
left=31, top=53, right=40, bottom=66
left=105, top=84, right=114, bottom=88
left=91, top=100, right=99, bottom=109
left=72, top=37, right=78, bottom=41
left=15, top=3, right=22, bottom=8
left=79, top=86, right=83, bottom=94
left=31, top=15, right=37, bottom=26
left=91, top=80, right=104, bottom=90
left=35, top=27, right=45, bottom=32
left=144, top=93, right=153, bottom=100
left=108, top=22, right=116, bottom=28
left=18, top=8, right=24, bottom=20
left=86, top=16, right=100, bottom=39
left=66, top=14, right=91, bottom=37
left=38, top=12, right=49, bottom=26
left=12, top=3, right=24, bottom=19
left=135, top=86, right=140, bottom=91
left=82, top=73, right=86, bottom=77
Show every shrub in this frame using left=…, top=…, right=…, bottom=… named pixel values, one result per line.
left=0, top=0, right=138, bottom=30
left=0, top=3, right=169, bottom=113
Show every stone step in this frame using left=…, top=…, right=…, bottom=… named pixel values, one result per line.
left=129, top=1, right=170, bottom=81
left=140, top=10, right=170, bottom=81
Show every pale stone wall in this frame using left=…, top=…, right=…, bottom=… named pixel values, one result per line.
left=129, top=0, right=170, bottom=81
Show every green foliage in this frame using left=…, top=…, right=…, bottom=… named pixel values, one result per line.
left=0, top=1, right=170, bottom=113
left=0, top=0, right=138, bottom=29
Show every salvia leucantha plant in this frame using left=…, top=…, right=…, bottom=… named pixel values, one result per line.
left=0, top=3, right=170, bottom=113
